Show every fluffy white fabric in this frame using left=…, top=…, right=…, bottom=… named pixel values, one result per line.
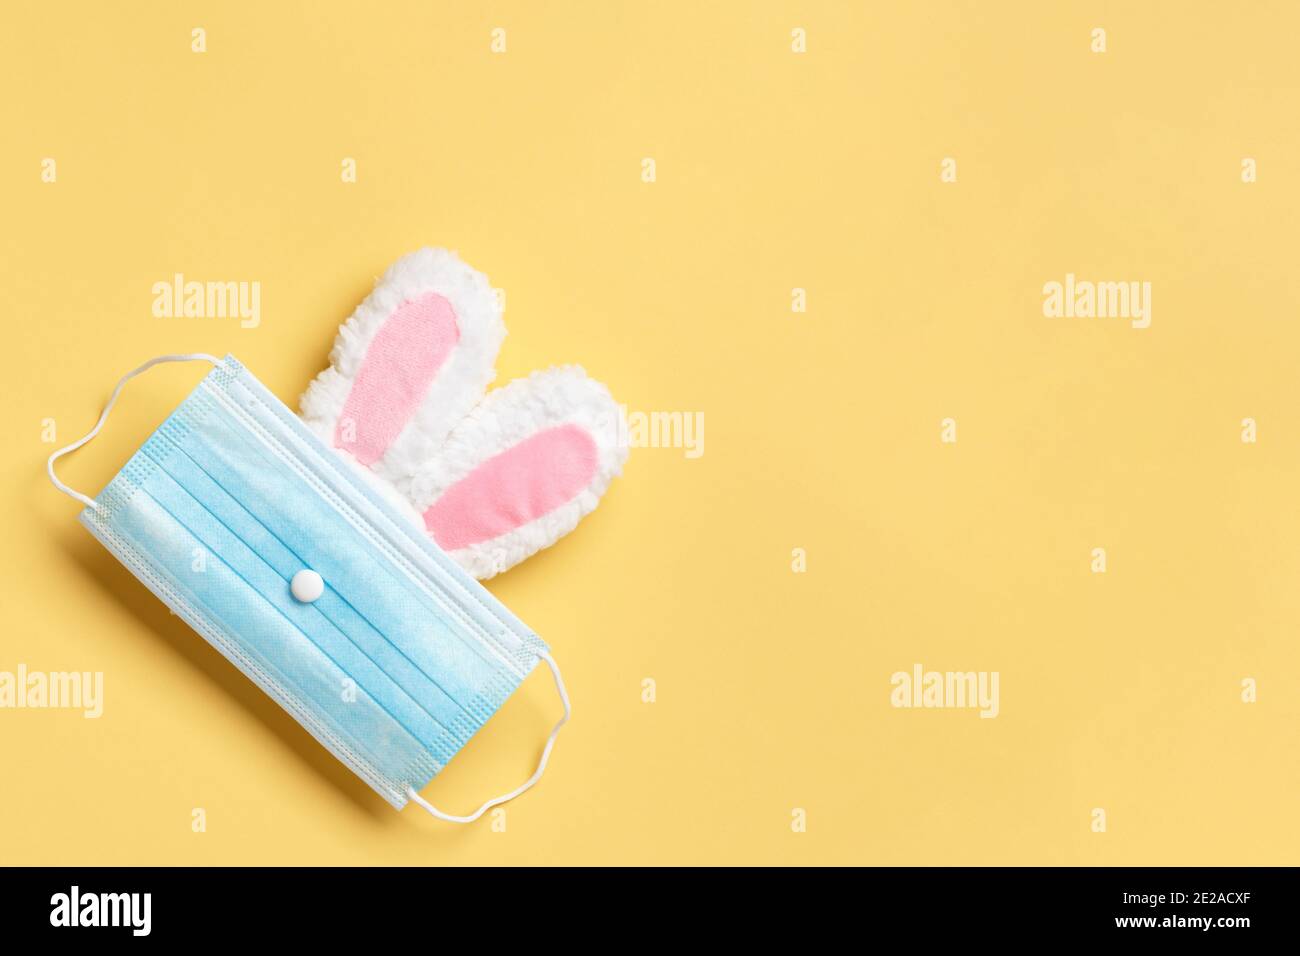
left=298, top=248, right=627, bottom=580
left=408, top=366, right=629, bottom=580
left=333, top=450, right=427, bottom=531
left=299, top=248, right=504, bottom=496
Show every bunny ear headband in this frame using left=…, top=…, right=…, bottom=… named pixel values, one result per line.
left=302, top=248, right=627, bottom=579
left=46, top=249, right=627, bottom=821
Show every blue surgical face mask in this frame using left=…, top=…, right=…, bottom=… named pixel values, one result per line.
left=47, top=354, right=569, bottom=823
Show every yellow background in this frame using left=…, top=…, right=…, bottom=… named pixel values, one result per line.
left=2, top=1, right=1297, bottom=865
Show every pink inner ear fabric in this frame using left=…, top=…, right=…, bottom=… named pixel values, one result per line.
left=423, top=424, right=599, bottom=552
left=335, top=292, right=460, bottom=465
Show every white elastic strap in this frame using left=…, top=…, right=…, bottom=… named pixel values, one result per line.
left=406, top=649, right=571, bottom=824
left=46, top=353, right=222, bottom=510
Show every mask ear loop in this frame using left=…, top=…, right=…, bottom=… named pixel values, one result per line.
left=406, top=649, right=571, bottom=824
left=46, top=353, right=223, bottom=510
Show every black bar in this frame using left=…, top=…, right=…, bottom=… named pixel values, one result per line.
left=0, top=866, right=1285, bottom=941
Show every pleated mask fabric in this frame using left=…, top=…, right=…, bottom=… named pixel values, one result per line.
left=48, top=354, right=569, bottom=821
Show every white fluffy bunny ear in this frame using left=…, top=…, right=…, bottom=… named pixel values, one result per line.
left=409, top=367, right=629, bottom=580
left=300, top=249, right=504, bottom=494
